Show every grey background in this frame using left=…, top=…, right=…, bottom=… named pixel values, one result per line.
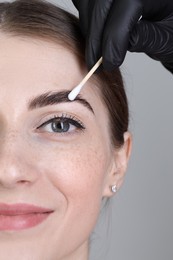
left=3, top=0, right=173, bottom=259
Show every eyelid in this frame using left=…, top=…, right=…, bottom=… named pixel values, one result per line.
left=36, top=112, right=85, bottom=131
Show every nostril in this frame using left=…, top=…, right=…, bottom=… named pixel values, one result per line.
left=18, top=180, right=29, bottom=184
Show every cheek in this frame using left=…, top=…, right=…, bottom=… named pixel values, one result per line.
left=29, top=131, right=112, bottom=248
left=32, top=139, right=110, bottom=250
left=32, top=133, right=111, bottom=218
left=40, top=141, right=108, bottom=202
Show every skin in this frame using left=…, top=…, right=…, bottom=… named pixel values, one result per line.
left=0, top=33, right=132, bottom=260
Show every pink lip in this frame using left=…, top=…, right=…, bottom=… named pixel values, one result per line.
left=0, top=203, right=54, bottom=231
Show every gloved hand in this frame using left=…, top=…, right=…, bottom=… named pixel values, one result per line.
left=72, top=0, right=173, bottom=73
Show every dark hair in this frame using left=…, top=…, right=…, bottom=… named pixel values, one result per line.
left=0, top=0, right=129, bottom=148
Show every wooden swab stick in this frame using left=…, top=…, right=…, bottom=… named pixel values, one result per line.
left=68, top=57, right=103, bottom=101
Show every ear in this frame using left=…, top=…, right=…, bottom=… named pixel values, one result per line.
left=102, top=132, right=132, bottom=197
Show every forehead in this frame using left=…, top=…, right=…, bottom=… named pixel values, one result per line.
left=0, top=34, right=85, bottom=92
left=0, top=34, right=108, bottom=118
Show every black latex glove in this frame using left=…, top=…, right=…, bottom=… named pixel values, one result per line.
left=72, top=0, right=173, bottom=73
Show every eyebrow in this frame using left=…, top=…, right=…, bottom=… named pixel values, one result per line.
left=28, top=90, right=94, bottom=114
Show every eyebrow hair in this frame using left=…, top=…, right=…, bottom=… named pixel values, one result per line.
left=28, top=90, right=94, bottom=114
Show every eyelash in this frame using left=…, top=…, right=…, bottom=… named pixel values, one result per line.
left=36, top=113, right=85, bottom=135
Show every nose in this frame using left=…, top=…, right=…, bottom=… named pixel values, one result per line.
left=0, top=132, right=39, bottom=189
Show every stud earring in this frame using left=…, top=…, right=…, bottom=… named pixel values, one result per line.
left=111, top=185, right=117, bottom=193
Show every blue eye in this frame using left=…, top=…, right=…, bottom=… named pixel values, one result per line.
left=51, top=119, right=70, bottom=133
left=38, top=116, right=85, bottom=134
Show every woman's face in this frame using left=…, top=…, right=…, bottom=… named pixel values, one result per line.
left=0, top=33, right=131, bottom=260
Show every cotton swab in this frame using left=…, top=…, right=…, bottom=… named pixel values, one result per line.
left=68, top=57, right=103, bottom=101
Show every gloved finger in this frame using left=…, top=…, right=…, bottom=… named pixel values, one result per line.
left=101, top=0, right=143, bottom=70
left=129, top=18, right=173, bottom=62
left=72, top=0, right=89, bottom=36
left=71, top=0, right=80, bottom=9
left=85, top=0, right=114, bottom=69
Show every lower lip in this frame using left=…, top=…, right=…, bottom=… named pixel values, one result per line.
left=0, top=213, right=51, bottom=231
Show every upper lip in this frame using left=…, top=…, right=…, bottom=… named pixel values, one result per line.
left=0, top=203, right=54, bottom=215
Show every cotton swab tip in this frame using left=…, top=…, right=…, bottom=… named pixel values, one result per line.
left=68, top=84, right=82, bottom=101
left=68, top=57, right=103, bottom=101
